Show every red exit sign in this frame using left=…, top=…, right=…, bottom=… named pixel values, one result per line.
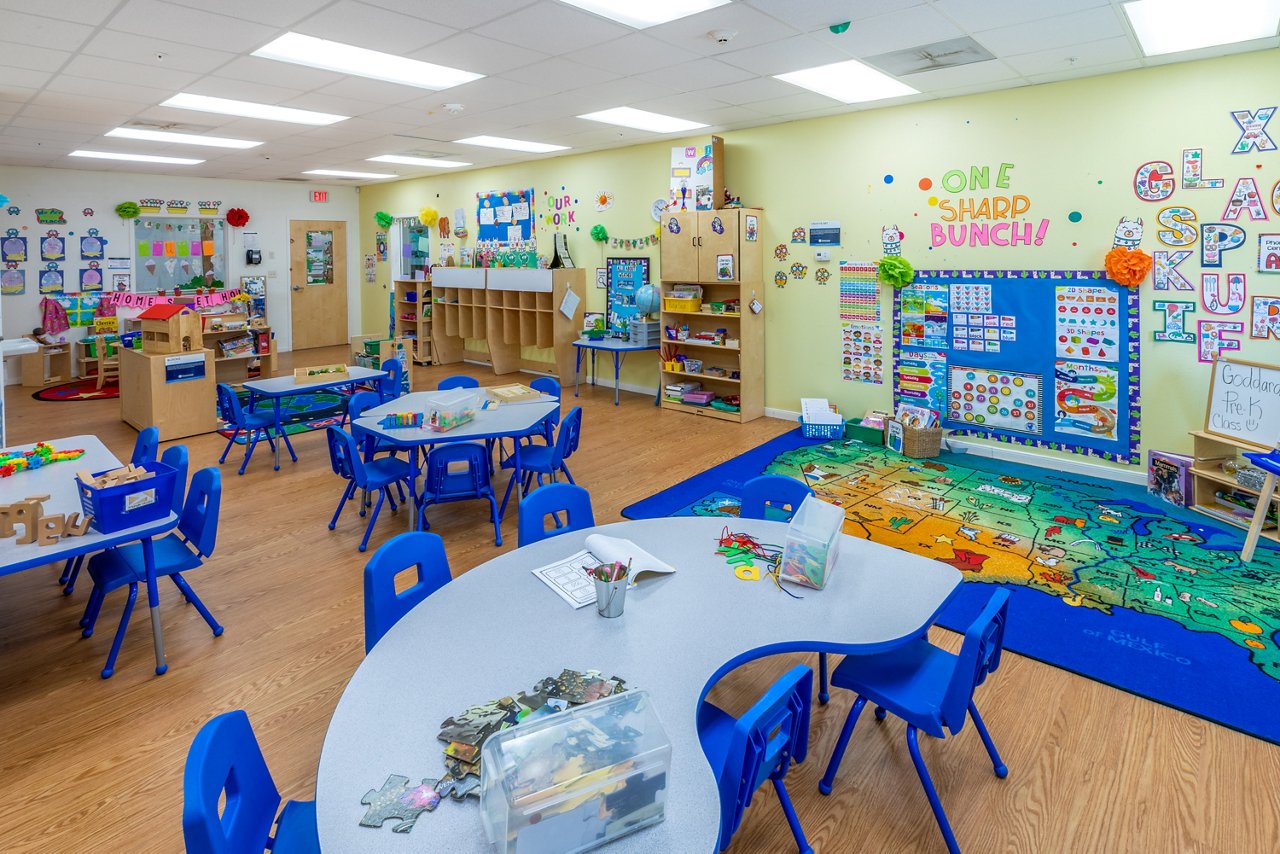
left=311, top=190, right=329, bottom=203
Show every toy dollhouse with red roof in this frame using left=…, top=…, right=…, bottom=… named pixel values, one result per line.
left=138, top=304, right=203, bottom=354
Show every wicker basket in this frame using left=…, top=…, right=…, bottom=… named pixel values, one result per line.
left=887, top=420, right=943, bottom=458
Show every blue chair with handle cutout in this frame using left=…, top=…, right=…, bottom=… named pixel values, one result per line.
left=363, top=532, right=452, bottom=653
left=517, top=482, right=595, bottom=547
left=325, top=426, right=411, bottom=553
left=437, top=375, right=479, bottom=390
left=216, top=383, right=293, bottom=475
left=418, top=441, right=502, bottom=546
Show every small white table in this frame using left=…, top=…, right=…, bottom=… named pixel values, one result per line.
left=355, top=391, right=559, bottom=524
left=316, top=516, right=961, bottom=852
left=242, top=366, right=387, bottom=470
left=0, top=435, right=178, bottom=675
left=573, top=338, right=660, bottom=406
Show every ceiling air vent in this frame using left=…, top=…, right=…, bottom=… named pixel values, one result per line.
left=277, top=177, right=308, bottom=182
left=864, top=37, right=995, bottom=76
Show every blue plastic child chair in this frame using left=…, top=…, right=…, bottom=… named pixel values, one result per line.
left=131, top=425, right=159, bottom=466
left=363, top=532, right=452, bottom=653
left=62, top=444, right=188, bottom=597
left=517, top=482, right=595, bottom=546
left=1240, top=448, right=1280, bottom=561
left=418, top=442, right=502, bottom=546
left=326, top=426, right=412, bottom=552
left=819, top=589, right=1012, bottom=854
left=216, top=383, right=294, bottom=475
left=739, top=474, right=814, bottom=522
left=698, top=665, right=814, bottom=854
left=379, top=356, right=405, bottom=402
left=529, top=376, right=561, bottom=442
left=519, top=405, right=582, bottom=495
left=437, top=375, right=479, bottom=390
left=80, top=467, right=224, bottom=679
left=183, top=709, right=319, bottom=854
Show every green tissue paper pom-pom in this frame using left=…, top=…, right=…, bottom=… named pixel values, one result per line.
left=877, top=255, right=915, bottom=289
left=590, top=224, right=608, bottom=242
left=374, top=211, right=394, bottom=229
left=115, top=201, right=140, bottom=219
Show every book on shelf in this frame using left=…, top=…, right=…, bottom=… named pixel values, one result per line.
left=218, top=335, right=254, bottom=357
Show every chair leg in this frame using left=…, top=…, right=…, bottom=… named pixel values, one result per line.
left=771, top=775, right=814, bottom=854
left=101, top=582, right=139, bottom=679
left=488, top=493, right=503, bottom=547
left=63, top=555, right=86, bottom=595
left=241, top=428, right=261, bottom=476
left=170, top=574, right=224, bottom=636
left=906, top=724, right=961, bottom=854
left=818, top=653, right=829, bottom=704
left=219, top=429, right=240, bottom=464
left=280, top=429, right=298, bottom=463
left=819, top=695, right=867, bottom=795
left=359, top=488, right=387, bottom=552
left=968, top=701, right=1008, bottom=778
left=875, top=705, right=887, bottom=721
left=58, top=557, right=75, bottom=585
left=387, top=486, right=399, bottom=513
left=80, top=583, right=106, bottom=635
left=330, top=481, right=355, bottom=530
left=561, top=463, right=575, bottom=485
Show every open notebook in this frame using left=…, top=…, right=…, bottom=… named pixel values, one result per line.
left=531, top=535, right=677, bottom=608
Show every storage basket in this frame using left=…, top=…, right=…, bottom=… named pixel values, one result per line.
left=888, top=421, right=943, bottom=459
left=844, top=418, right=885, bottom=444
left=663, top=296, right=701, bottom=312
left=77, top=460, right=177, bottom=534
left=800, top=417, right=845, bottom=440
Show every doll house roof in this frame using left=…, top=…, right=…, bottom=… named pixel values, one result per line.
left=137, top=304, right=191, bottom=321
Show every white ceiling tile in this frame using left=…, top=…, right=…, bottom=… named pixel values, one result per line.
left=293, top=1, right=457, bottom=54
left=535, top=78, right=680, bottom=115
left=105, top=0, right=278, bottom=53
left=310, top=76, right=434, bottom=106
left=80, top=30, right=238, bottom=74
left=739, top=91, right=853, bottom=115
left=931, top=0, right=1111, bottom=32
left=715, top=34, right=849, bottom=76
left=0, top=67, right=53, bottom=89
left=701, top=76, right=797, bottom=105
left=565, top=33, right=701, bottom=75
left=1, top=10, right=97, bottom=50
left=0, top=0, right=126, bottom=25
left=636, top=57, right=757, bottom=91
left=515, top=57, right=621, bottom=92
left=645, top=3, right=802, bottom=56
left=41, top=73, right=173, bottom=107
left=212, top=56, right=346, bottom=91
left=277, top=91, right=383, bottom=118
left=903, top=59, right=1024, bottom=92
left=398, top=76, right=549, bottom=115
left=0, top=42, right=73, bottom=72
left=409, top=31, right=549, bottom=76
left=632, top=90, right=747, bottom=114
left=363, top=0, right=537, bottom=28
left=974, top=7, right=1128, bottom=56
left=1026, top=59, right=1144, bottom=85
left=0, top=86, right=40, bottom=106
left=1002, top=36, right=1140, bottom=76
left=835, top=5, right=965, bottom=56
left=744, top=0, right=927, bottom=31
left=472, top=1, right=632, bottom=56
left=161, top=0, right=323, bottom=28
left=187, top=77, right=310, bottom=107
left=62, top=55, right=201, bottom=91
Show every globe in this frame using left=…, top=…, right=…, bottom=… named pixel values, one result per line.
left=635, top=284, right=661, bottom=315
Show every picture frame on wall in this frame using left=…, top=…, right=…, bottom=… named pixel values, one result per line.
left=111, top=273, right=131, bottom=292
left=596, top=267, right=607, bottom=289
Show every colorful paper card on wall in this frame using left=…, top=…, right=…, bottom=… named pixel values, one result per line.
left=39, top=267, right=63, bottom=294
left=897, top=349, right=948, bottom=414
left=79, top=233, right=105, bottom=260
left=79, top=267, right=103, bottom=291
left=1259, top=234, right=1280, bottom=272
left=202, top=240, right=215, bottom=256
left=899, top=284, right=949, bottom=350
left=176, top=241, right=189, bottom=257
left=1250, top=296, right=1280, bottom=339
left=1, top=268, right=24, bottom=295
left=40, top=234, right=64, bottom=262
left=151, top=240, right=163, bottom=256
left=1, top=234, right=26, bottom=263
left=1198, top=320, right=1242, bottom=362
left=163, top=241, right=176, bottom=257
left=839, top=261, right=880, bottom=323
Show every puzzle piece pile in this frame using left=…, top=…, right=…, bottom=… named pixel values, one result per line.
left=0, top=441, right=85, bottom=477
left=359, top=668, right=628, bottom=835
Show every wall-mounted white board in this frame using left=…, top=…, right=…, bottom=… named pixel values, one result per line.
left=1204, top=357, right=1280, bottom=448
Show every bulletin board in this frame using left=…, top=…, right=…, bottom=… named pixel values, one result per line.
left=893, top=269, right=1141, bottom=464
left=606, top=256, right=649, bottom=338
left=476, top=188, right=534, bottom=245
left=133, top=218, right=225, bottom=292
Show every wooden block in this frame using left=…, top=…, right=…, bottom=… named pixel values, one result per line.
left=63, top=512, right=92, bottom=537
left=0, top=505, right=16, bottom=538
left=12, top=500, right=44, bottom=544
left=37, top=515, right=65, bottom=547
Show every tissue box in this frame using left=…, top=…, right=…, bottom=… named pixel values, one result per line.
left=779, top=495, right=843, bottom=589
left=481, top=689, right=670, bottom=854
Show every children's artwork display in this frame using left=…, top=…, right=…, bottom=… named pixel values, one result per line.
left=895, top=269, right=1140, bottom=464
left=606, top=257, right=649, bottom=338
left=476, top=188, right=534, bottom=245
left=133, top=218, right=225, bottom=292
left=1, top=267, right=24, bottom=295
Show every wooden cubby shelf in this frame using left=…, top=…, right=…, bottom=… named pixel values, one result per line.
left=393, top=277, right=433, bottom=365
left=1187, top=430, right=1280, bottom=541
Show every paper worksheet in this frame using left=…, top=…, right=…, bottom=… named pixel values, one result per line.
left=559, top=288, right=581, bottom=320
left=531, top=537, right=678, bottom=608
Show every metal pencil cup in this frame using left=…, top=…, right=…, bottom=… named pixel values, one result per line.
left=594, top=578, right=627, bottom=618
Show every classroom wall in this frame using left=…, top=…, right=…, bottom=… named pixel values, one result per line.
left=357, top=48, right=1280, bottom=467
left=0, top=164, right=360, bottom=380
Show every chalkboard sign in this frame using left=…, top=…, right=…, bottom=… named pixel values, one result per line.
left=1204, top=357, right=1280, bottom=448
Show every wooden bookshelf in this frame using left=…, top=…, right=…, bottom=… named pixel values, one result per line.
left=393, top=277, right=433, bottom=365
left=1188, top=430, right=1280, bottom=541
left=20, top=340, right=72, bottom=387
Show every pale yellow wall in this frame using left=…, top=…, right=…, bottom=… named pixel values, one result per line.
left=359, top=48, right=1280, bottom=466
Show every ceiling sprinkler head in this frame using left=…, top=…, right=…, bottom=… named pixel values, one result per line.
left=443, top=103, right=465, bottom=115
left=708, top=30, right=737, bottom=45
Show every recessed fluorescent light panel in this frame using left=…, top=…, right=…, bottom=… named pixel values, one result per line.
left=105, top=127, right=262, bottom=149
left=70, top=150, right=205, bottom=165
left=558, top=0, right=730, bottom=28
left=303, top=169, right=397, bottom=179
left=454, top=136, right=569, bottom=153
left=1123, top=0, right=1280, bottom=56
left=577, top=106, right=707, bottom=133
left=253, top=32, right=483, bottom=90
left=774, top=59, right=918, bottom=104
left=161, top=93, right=347, bottom=125
left=367, top=154, right=471, bottom=168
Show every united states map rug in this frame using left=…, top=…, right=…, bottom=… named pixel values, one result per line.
left=623, top=430, right=1280, bottom=744
left=218, top=391, right=347, bottom=443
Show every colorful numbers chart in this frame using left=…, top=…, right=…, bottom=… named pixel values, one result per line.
left=947, top=367, right=1042, bottom=434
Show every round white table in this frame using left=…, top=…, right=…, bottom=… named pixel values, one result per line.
left=316, top=517, right=961, bottom=852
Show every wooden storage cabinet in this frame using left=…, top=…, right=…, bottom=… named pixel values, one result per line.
left=1188, top=430, right=1280, bottom=540
left=21, top=341, right=72, bottom=387
left=659, top=208, right=764, bottom=423
left=119, top=347, right=216, bottom=440
left=393, top=277, right=433, bottom=365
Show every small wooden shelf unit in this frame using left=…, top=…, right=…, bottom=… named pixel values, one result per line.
left=1188, top=430, right=1279, bottom=540
left=393, top=277, right=433, bottom=365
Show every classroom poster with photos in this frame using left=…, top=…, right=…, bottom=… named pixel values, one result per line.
left=842, top=322, right=884, bottom=384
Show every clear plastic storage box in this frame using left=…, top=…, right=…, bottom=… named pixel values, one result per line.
left=480, top=689, right=670, bottom=854
left=778, top=494, right=844, bottom=589
left=423, top=389, right=479, bottom=432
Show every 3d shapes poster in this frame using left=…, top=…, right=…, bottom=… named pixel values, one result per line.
left=894, top=270, right=1140, bottom=464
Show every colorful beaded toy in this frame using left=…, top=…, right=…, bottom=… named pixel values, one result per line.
left=0, top=442, right=86, bottom=478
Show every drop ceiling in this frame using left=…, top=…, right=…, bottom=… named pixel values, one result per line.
left=0, top=0, right=1276, bottom=181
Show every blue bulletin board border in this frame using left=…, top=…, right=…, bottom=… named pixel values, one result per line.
left=892, top=268, right=1142, bottom=465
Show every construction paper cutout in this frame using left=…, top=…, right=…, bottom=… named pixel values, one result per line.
left=1201, top=272, right=1246, bottom=315
left=163, top=241, right=176, bottom=257
left=1154, top=300, right=1196, bottom=342
left=79, top=230, right=105, bottom=260
left=881, top=224, right=903, bottom=256
left=79, top=266, right=102, bottom=291
left=1231, top=106, right=1277, bottom=153
left=39, top=263, right=63, bottom=294
left=1112, top=216, right=1143, bottom=248
left=1, top=267, right=24, bottom=295
left=151, top=240, right=163, bottom=256
left=1181, top=148, right=1224, bottom=188
left=1201, top=224, right=1246, bottom=268
left=1250, top=296, right=1280, bottom=339
left=40, top=232, right=64, bottom=262
left=1153, top=250, right=1195, bottom=290
left=774, top=271, right=788, bottom=287
left=1222, top=178, right=1269, bottom=221
left=1156, top=206, right=1198, bottom=246
left=1133, top=161, right=1175, bottom=201
left=2, top=232, right=27, bottom=263
left=176, top=241, right=189, bottom=257
left=202, top=240, right=215, bottom=256
left=774, top=244, right=788, bottom=261
left=790, top=227, right=806, bottom=243
left=1198, top=320, right=1242, bottom=362
left=35, top=208, right=65, bottom=224
left=189, top=240, right=201, bottom=256
left=1259, top=234, right=1280, bottom=273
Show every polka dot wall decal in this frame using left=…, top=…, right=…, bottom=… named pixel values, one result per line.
left=1068, top=211, right=1082, bottom=223
left=928, top=196, right=938, bottom=206
left=883, top=174, right=894, bottom=184
left=1072, top=242, right=1078, bottom=247
left=1097, top=180, right=1103, bottom=184
left=918, top=177, right=932, bottom=190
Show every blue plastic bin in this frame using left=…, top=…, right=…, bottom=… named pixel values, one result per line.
left=77, top=460, right=177, bottom=534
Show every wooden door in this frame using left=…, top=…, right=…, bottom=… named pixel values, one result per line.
left=289, top=220, right=348, bottom=349
left=659, top=210, right=700, bottom=282
left=698, top=209, right=740, bottom=283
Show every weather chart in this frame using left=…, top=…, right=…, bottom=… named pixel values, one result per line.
left=894, top=270, right=1140, bottom=463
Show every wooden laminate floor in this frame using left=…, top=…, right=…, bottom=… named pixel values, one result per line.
left=1, top=346, right=1277, bottom=853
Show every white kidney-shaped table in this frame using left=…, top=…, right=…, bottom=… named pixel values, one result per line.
left=317, top=516, right=961, bottom=852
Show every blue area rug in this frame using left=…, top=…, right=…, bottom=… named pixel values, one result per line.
left=623, top=429, right=1280, bottom=744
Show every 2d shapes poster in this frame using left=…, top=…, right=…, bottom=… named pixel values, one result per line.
left=1054, top=285, right=1120, bottom=362
left=900, top=284, right=949, bottom=350
left=1053, top=361, right=1119, bottom=440
left=947, top=367, right=1042, bottom=435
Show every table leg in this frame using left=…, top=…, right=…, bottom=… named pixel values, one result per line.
left=142, top=536, right=168, bottom=676
left=653, top=355, right=661, bottom=406
left=272, top=398, right=283, bottom=470
left=613, top=352, right=622, bottom=406
left=574, top=347, right=582, bottom=398
left=410, top=445, right=422, bottom=531
left=499, top=436, right=523, bottom=521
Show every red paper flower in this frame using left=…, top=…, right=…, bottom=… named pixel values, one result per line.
left=1104, top=246, right=1152, bottom=288
left=226, top=207, right=250, bottom=228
